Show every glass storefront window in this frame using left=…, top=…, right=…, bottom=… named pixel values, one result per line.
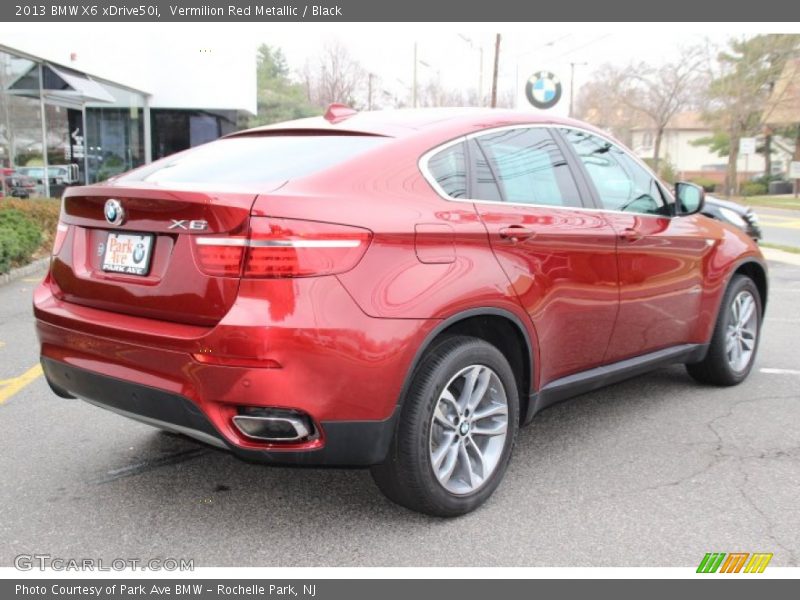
left=85, top=84, right=145, bottom=183
left=0, top=50, right=44, bottom=196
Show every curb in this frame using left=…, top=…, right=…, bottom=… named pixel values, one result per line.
left=0, top=256, right=50, bottom=287
left=761, top=247, right=800, bottom=267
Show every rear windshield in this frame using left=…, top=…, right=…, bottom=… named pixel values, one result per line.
left=119, top=135, right=388, bottom=185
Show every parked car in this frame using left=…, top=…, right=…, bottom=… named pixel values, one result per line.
left=34, top=108, right=767, bottom=516
left=702, top=196, right=762, bottom=241
left=1, top=174, right=37, bottom=199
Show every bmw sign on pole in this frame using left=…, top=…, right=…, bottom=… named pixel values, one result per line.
left=525, top=71, right=562, bottom=110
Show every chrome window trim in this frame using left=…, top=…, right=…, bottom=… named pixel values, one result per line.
left=418, top=122, right=675, bottom=219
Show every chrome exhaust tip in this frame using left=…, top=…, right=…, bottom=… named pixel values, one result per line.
left=232, top=408, right=313, bottom=442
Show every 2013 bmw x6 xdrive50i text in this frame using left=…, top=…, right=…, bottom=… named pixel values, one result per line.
left=34, top=107, right=767, bottom=516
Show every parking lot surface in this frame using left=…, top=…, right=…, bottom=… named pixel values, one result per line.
left=1, top=260, right=798, bottom=568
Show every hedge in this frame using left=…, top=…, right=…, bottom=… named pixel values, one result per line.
left=0, top=198, right=61, bottom=274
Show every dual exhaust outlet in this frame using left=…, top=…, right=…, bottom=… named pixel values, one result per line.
left=232, top=407, right=313, bottom=442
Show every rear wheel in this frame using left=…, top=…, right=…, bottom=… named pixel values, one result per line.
left=687, top=275, right=762, bottom=386
left=371, top=336, right=519, bottom=517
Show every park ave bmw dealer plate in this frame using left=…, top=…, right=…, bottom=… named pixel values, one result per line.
left=102, top=233, right=154, bottom=276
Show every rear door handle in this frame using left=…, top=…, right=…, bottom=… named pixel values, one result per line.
left=619, top=227, right=643, bottom=242
left=499, top=226, right=534, bottom=243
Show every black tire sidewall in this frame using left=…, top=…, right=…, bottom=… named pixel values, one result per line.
left=403, top=338, right=520, bottom=516
left=713, top=275, right=762, bottom=383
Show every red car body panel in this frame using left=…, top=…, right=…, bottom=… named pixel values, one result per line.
left=33, top=109, right=767, bottom=465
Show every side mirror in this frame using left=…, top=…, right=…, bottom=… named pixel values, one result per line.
left=675, top=181, right=705, bottom=215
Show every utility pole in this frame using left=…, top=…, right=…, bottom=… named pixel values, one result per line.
left=458, top=34, right=484, bottom=106
left=568, top=62, right=587, bottom=118
left=490, top=34, right=501, bottom=108
left=368, top=73, right=374, bottom=110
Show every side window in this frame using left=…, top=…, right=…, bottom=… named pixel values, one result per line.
left=467, top=139, right=502, bottom=203
left=561, top=129, right=670, bottom=216
left=427, top=142, right=467, bottom=199
left=474, top=128, right=581, bottom=207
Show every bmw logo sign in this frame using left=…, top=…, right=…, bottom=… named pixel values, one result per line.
left=525, top=71, right=562, bottom=110
left=104, top=198, right=125, bottom=226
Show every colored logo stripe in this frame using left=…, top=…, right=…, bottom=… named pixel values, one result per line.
left=744, top=553, right=773, bottom=573
left=697, top=552, right=773, bottom=573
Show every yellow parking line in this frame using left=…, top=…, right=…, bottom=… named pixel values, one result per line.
left=0, top=364, right=43, bottom=405
left=22, top=277, right=42, bottom=283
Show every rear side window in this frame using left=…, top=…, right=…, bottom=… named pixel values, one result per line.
left=474, top=128, right=581, bottom=207
left=427, top=142, right=468, bottom=198
left=119, top=135, right=388, bottom=184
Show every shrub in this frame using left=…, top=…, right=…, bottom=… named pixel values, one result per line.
left=741, top=182, right=768, bottom=197
left=689, top=177, right=719, bottom=193
left=0, top=208, right=42, bottom=274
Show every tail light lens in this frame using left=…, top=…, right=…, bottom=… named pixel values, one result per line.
left=194, top=241, right=245, bottom=277
left=244, top=217, right=371, bottom=278
left=192, top=217, right=371, bottom=278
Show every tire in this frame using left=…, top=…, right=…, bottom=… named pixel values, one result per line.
left=371, top=336, right=519, bottom=517
left=687, top=274, right=762, bottom=386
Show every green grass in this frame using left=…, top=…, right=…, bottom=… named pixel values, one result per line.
left=761, top=242, right=800, bottom=254
left=734, top=194, right=800, bottom=210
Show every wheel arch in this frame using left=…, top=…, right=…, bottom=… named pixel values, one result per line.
left=397, top=308, right=536, bottom=426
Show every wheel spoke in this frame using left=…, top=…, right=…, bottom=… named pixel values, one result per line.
left=457, top=440, right=476, bottom=489
left=739, top=295, right=755, bottom=325
left=471, top=420, right=507, bottom=437
left=467, top=437, right=486, bottom=480
left=472, top=403, right=508, bottom=421
left=433, top=404, right=456, bottom=430
left=467, top=368, right=492, bottom=412
left=440, top=389, right=459, bottom=413
left=431, top=432, right=456, bottom=470
left=457, top=366, right=481, bottom=412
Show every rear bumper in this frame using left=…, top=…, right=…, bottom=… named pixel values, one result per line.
left=41, top=357, right=399, bottom=466
left=34, top=274, right=435, bottom=466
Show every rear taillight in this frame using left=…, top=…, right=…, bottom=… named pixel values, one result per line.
left=194, top=241, right=245, bottom=277
left=192, top=217, right=371, bottom=278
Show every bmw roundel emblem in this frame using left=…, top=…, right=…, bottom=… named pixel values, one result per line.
left=133, top=243, right=145, bottom=264
left=104, top=199, right=125, bottom=226
left=525, top=71, right=562, bottom=110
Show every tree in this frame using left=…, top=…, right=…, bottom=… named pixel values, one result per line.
left=699, top=34, right=800, bottom=194
left=249, top=44, right=318, bottom=127
left=600, top=47, right=703, bottom=171
left=305, top=41, right=367, bottom=108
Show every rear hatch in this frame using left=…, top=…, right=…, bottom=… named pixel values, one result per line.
left=50, top=132, right=388, bottom=326
left=52, top=183, right=267, bottom=326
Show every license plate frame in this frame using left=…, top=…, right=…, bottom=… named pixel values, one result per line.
left=101, top=232, right=154, bottom=276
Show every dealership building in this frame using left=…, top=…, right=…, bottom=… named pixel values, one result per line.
left=0, top=36, right=256, bottom=196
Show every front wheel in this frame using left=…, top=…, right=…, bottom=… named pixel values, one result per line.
left=371, top=336, right=519, bottom=517
left=687, top=274, right=762, bottom=386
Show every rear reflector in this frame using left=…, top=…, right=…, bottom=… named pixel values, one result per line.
left=192, top=217, right=371, bottom=278
left=52, top=223, right=69, bottom=256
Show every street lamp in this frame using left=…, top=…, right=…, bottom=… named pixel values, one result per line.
left=412, top=43, right=432, bottom=108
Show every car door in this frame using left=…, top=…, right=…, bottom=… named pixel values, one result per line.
left=558, top=127, right=710, bottom=363
left=467, top=126, right=620, bottom=386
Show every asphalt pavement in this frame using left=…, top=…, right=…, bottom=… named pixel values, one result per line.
left=1, top=260, right=799, bottom=568
left=754, top=206, right=800, bottom=249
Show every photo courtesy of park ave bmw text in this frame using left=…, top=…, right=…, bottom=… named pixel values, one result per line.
left=1, top=0, right=800, bottom=595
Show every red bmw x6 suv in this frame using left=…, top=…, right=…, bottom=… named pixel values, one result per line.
left=34, top=107, right=767, bottom=516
